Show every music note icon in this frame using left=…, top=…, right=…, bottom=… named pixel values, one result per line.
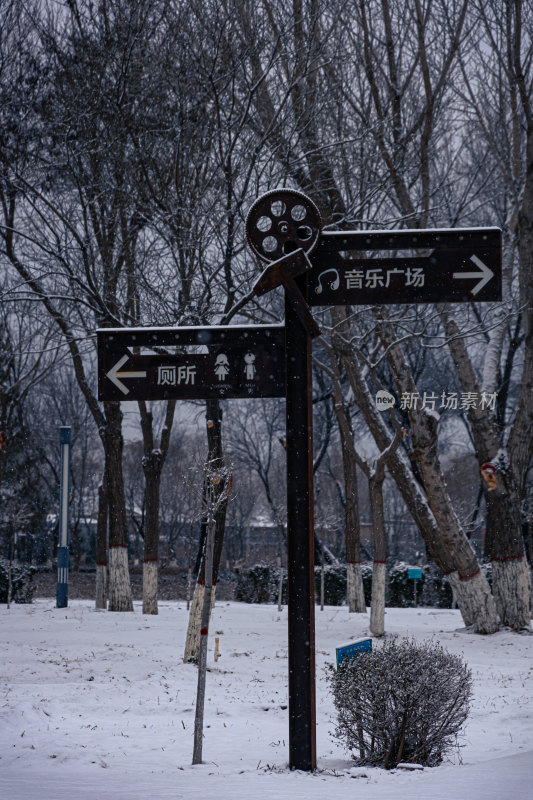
left=315, top=269, right=340, bottom=294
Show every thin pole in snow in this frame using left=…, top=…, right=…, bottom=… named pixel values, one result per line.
left=56, top=427, right=71, bottom=609
left=192, top=514, right=215, bottom=765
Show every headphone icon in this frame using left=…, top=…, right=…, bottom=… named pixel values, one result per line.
left=315, top=269, right=340, bottom=294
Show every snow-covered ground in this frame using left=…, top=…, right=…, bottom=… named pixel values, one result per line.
left=1, top=599, right=532, bottom=800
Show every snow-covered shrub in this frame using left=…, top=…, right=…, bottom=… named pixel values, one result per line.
left=234, top=563, right=278, bottom=603
left=314, top=565, right=346, bottom=605
left=328, top=637, right=472, bottom=769
left=0, top=559, right=35, bottom=603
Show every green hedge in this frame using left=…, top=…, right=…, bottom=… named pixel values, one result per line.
left=234, top=563, right=279, bottom=603
left=234, top=561, right=458, bottom=608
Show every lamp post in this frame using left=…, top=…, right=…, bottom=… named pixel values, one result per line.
left=56, top=427, right=71, bottom=608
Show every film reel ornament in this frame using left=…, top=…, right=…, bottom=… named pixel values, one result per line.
left=246, top=188, right=322, bottom=263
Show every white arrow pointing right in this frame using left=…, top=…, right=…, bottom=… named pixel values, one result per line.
left=106, top=353, right=147, bottom=395
left=453, top=255, right=494, bottom=296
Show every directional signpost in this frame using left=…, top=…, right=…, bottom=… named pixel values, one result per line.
left=244, top=188, right=503, bottom=773
left=97, top=324, right=285, bottom=401
left=97, top=187, right=503, bottom=775
left=303, top=227, right=502, bottom=306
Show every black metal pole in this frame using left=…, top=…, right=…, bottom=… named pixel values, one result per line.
left=285, top=295, right=316, bottom=771
left=56, top=426, right=71, bottom=609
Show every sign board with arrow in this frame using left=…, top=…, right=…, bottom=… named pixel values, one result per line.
left=303, top=227, right=501, bottom=305
left=97, top=324, right=285, bottom=402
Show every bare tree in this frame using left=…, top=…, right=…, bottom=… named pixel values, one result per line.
left=445, top=0, right=533, bottom=628
left=183, top=400, right=232, bottom=663
left=216, top=0, right=501, bottom=630
left=314, top=348, right=366, bottom=611
left=226, top=399, right=287, bottom=554
left=355, top=423, right=405, bottom=637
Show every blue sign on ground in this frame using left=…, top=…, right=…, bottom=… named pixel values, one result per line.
left=336, top=638, right=372, bottom=668
left=408, top=567, right=423, bottom=579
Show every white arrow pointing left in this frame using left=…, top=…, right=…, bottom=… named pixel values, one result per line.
left=453, top=255, right=494, bottom=296
left=106, top=353, right=147, bottom=395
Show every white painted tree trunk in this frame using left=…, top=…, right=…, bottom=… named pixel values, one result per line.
left=95, top=564, right=107, bottom=610
left=481, top=307, right=507, bottom=395
left=107, top=547, right=133, bottom=612
left=492, top=558, right=531, bottom=629
left=369, top=562, right=386, bottom=637
left=347, top=562, right=366, bottom=612
left=448, top=570, right=499, bottom=633
left=184, top=582, right=216, bottom=663
left=142, top=561, right=158, bottom=615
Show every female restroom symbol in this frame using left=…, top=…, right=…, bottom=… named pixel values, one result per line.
left=214, top=353, right=230, bottom=381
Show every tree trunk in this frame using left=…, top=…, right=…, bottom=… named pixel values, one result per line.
left=107, top=546, right=133, bottom=612
left=95, top=483, right=108, bottom=610
left=369, top=470, right=387, bottom=637
left=184, top=582, right=216, bottom=663
left=184, top=399, right=228, bottom=661
left=332, top=309, right=498, bottom=633
left=347, top=562, right=366, bottom=613
left=439, top=308, right=530, bottom=630
left=327, top=348, right=366, bottom=612
left=447, top=569, right=501, bottom=633
left=370, top=562, right=386, bottom=637
left=104, top=402, right=133, bottom=612
left=138, top=400, right=176, bottom=616
left=330, top=308, right=451, bottom=569
left=492, top=559, right=531, bottom=630
left=184, top=508, right=226, bottom=661
left=375, top=315, right=499, bottom=634
left=486, top=489, right=530, bottom=628
left=142, top=458, right=162, bottom=615
left=7, top=524, right=14, bottom=609
left=95, top=564, right=107, bottom=611
left=142, top=561, right=158, bottom=615
left=408, top=413, right=498, bottom=633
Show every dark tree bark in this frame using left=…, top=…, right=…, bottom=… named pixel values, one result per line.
left=103, top=402, right=133, bottom=612
left=95, top=482, right=108, bottom=610
left=138, top=400, right=176, bottom=615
